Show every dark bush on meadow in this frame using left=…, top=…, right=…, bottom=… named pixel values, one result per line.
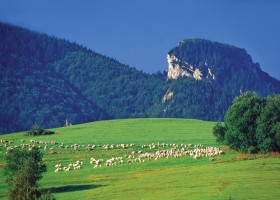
left=212, top=122, right=226, bottom=143
left=26, top=125, right=55, bottom=136
left=213, top=92, right=280, bottom=153
left=41, top=130, right=55, bottom=135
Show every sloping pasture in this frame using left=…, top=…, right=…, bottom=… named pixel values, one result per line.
left=0, top=118, right=279, bottom=199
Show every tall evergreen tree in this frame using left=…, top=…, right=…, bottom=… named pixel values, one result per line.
left=5, top=148, right=47, bottom=199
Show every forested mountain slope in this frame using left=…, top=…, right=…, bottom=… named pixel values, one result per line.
left=0, top=22, right=167, bottom=133
left=0, top=22, right=112, bottom=133
left=0, top=22, right=279, bottom=134
left=162, top=39, right=280, bottom=120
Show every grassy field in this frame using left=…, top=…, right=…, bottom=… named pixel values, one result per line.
left=0, top=118, right=279, bottom=199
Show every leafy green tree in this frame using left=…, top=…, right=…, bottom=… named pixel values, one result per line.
left=212, top=122, right=226, bottom=143
left=214, top=93, right=280, bottom=153
left=224, top=92, right=264, bottom=152
left=275, top=123, right=280, bottom=148
left=256, top=95, right=280, bottom=152
left=5, top=148, right=47, bottom=200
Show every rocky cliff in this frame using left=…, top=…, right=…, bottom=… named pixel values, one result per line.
left=166, top=39, right=279, bottom=90
left=167, top=54, right=215, bottom=80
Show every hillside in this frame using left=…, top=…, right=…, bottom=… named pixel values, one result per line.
left=0, top=22, right=165, bottom=133
left=167, top=39, right=280, bottom=90
left=0, top=22, right=279, bottom=134
left=161, top=39, right=280, bottom=120
left=0, top=118, right=279, bottom=199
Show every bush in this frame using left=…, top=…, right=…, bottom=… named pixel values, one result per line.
left=40, top=190, right=56, bottom=200
left=256, top=95, right=280, bottom=153
left=41, top=130, right=55, bottom=135
left=224, top=92, right=263, bottom=152
left=26, top=125, right=55, bottom=136
left=212, top=122, right=226, bottom=143
left=213, top=92, right=280, bottom=153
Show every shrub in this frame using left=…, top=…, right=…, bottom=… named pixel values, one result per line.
left=224, top=92, right=263, bottom=152
left=256, top=95, right=280, bottom=153
left=213, top=92, right=280, bottom=153
left=212, top=122, right=226, bottom=143
left=26, top=125, right=55, bottom=136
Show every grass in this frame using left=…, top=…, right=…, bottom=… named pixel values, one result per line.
left=0, top=118, right=279, bottom=199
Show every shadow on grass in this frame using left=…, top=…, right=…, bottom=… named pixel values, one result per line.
left=46, top=184, right=105, bottom=193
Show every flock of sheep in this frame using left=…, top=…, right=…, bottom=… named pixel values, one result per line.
left=54, top=161, right=83, bottom=172
left=52, top=142, right=224, bottom=173
left=0, top=139, right=225, bottom=173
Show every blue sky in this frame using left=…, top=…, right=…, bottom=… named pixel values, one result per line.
left=0, top=0, right=280, bottom=79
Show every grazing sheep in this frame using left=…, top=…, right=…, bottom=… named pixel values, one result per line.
left=55, top=164, right=62, bottom=168
left=64, top=167, right=70, bottom=172
left=52, top=143, right=224, bottom=173
left=55, top=168, right=62, bottom=172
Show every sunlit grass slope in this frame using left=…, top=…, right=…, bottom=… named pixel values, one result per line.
left=0, top=118, right=279, bottom=199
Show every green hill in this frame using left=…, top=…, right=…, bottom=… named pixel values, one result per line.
left=1, top=22, right=279, bottom=134
left=0, top=118, right=279, bottom=199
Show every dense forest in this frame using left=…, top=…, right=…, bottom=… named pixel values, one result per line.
left=0, top=22, right=279, bottom=134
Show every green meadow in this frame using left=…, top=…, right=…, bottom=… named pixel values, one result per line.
left=0, top=118, right=279, bottom=199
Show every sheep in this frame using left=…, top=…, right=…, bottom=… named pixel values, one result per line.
left=72, top=144, right=81, bottom=151
left=52, top=143, right=224, bottom=173
left=73, top=163, right=81, bottom=170
left=55, top=167, right=62, bottom=172
left=93, top=164, right=99, bottom=168
left=64, top=167, right=70, bottom=172
left=117, top=144, right=123, bottom=149
left=55, top=164, right=62, bottom=168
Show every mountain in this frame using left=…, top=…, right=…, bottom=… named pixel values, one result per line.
left=0, top=22, right=165, bottom=134
left=0, top=22, right=111, bottom=133
left=167, top=39, right=280, bottom=90
left=162, top=39, right=280, bottom=120
left=0, top=22, right=279, bottom=134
